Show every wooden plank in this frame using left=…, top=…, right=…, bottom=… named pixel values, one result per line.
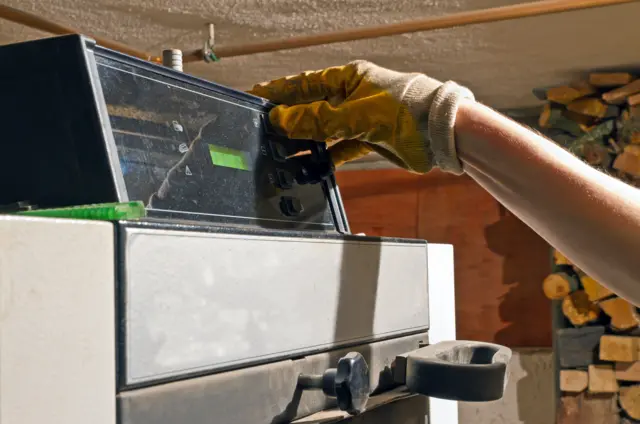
left=589, top=72, right=634, bottom=87
left=335, top=169, right=419, bottom=239
left=588, top=364, right=619, bottom=393
left=600, top=335, right=640, bottom=362
left=560, top=370, right=588, bottom=393
left=557, top=392, right=619, bottom=424
left=338, top=168, right=553, bottom=347
left=556, top=326, right=605, bottom=368
left=602, top=79, right=640, bottom=105
left=615, top=362, right=640, bottom=382
left=415, top=171, right=552, bottom=347
left=562, top=290, right=601, bottom=326
left=600, top=297, right=640, bottom=332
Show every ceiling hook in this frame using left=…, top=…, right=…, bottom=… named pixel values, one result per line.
left=203, top=23, right=219, bottom=63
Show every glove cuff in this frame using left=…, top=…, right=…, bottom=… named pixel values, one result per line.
left=427, top=81, right=475, bottom=175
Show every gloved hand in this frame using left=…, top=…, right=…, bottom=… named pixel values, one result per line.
left=248, top=60, right=475, bottom=174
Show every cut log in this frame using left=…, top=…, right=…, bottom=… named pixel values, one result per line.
left=602, top=79, right=640, bottom=105
left=620, top=385, right=640, bottom=420
left=614, top=150, right=640, bottom=177
left=600, top=297, right=640, bottom=332
left=539, top=103, right=583, bottom=136
left=563, top=290, right=601, bottom=326
left=563, top=108, right=597, bottom=126
left=580, top=274, right=614, bottom=302
left=553, top=249, right=573, bottom=266
left=588, top=364, right=619, bottom=393
left=557, top=326, right=605, bottom=368
left=557, top=392, right=619, bottom=424
left=581, top=142, right=613, bottom=168
left=600, top=335, right=640, bottom=362
left=561, top=369, right=589, bottom=393
left=567, top=98, right=608, bottom=118
left=630, top=105, right=640, bottom=119
left=577, top=120, right=615, bottom=143
left=616, top=362, right=640, bottom=382
left=548, top=84, right=595, bottom=105
left=543, top=272, right=579, bottom=299
left=589, top=72, right=634, bottom=87
left=629, top=92, right=640, bottom=107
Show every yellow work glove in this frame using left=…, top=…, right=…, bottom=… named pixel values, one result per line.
left=248, top=60, right=475, bottom=174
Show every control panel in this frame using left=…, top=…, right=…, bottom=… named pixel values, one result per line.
left=0, top=35, right=348, bottom=233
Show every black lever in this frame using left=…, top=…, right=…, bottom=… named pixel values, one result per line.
left=297, top=352, right=370, bottom=415
left=393, top=340, right=512, bottom=402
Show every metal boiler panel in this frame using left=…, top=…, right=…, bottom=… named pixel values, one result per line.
left=118, top=222, right=430, bottom=388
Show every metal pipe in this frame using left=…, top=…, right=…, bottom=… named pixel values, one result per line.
left=182, top=0, right=637, bottom=62
left=0, top=4, right=161, bottom=63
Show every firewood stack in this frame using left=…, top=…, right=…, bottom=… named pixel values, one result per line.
left=544, top=250, right=640, bottom=423
left=536, top=72, right=640, bottom=186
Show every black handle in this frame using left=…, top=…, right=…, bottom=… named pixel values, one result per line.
left=394, top=340, right=512, bottom=402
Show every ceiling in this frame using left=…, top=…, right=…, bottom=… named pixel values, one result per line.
left=3, top=0, right=640, bottom=168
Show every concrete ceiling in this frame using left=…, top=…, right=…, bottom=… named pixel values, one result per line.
left=3, top=0, right=640, bottom=168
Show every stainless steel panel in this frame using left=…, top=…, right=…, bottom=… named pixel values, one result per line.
left=121, top=227, right=429, bottom=386
left=118, top=333, right=427, bottom=424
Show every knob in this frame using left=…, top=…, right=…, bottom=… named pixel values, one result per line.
left=269, top=140, right=288, bottom=162
left=275, top=168, right=295, bottom=189
left=279, top=196, right=303, bottom=217
left=298, top=352, right=370, bottom=415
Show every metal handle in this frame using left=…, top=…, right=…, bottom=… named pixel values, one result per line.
left=394, top=340, right=512, bottom=402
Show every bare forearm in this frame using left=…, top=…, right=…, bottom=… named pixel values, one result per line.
left=454, top=99, right=640, bottom=305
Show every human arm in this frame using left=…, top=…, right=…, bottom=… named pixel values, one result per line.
left=454, top=99, right=640, bottom=304
left=249, top=61, right=640, bottom=304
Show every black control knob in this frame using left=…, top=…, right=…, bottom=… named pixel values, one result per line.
left=298, top=352, right=370, bottom=415
left=275, top=168, right=295, bottom=189
left=269, top=140, right=288, bottom=162
left=279, top=196, right=303, bottom=217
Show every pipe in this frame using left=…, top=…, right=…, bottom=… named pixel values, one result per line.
left=182, top=0, right=637, bottom=62
left=0, top=4, right=161, bottom=63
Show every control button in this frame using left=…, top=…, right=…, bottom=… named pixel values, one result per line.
left=269, top=140, right=288, bottom=162
left=279, top=196, right=303, bottom=217
left=275, top=168, right=295, bottom=189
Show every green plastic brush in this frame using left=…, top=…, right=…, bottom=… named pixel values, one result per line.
left=15, top=201, right=146, bottom=221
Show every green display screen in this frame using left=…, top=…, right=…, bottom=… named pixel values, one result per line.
left=208, top=144, right=250, bottom=171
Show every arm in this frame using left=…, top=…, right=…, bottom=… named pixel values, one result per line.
left=249, top=61, right=640, bottom=304
left=455, top=99, right=640, bottom=304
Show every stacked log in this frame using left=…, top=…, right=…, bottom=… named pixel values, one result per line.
left=546, top=249, right=640, bottom=423
left=536, top=73, right=640, bottom=422
left=535, top=72, right=640, bottom=187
